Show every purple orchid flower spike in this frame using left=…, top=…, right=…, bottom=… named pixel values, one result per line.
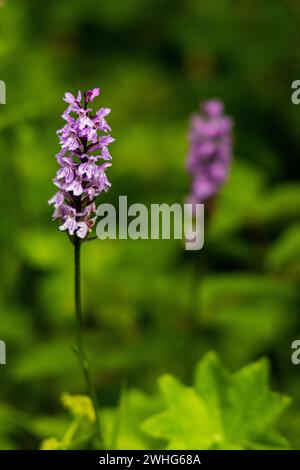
left=48, top=88, right=114, bottom=444
left=186, top=99, right=233, bottom=204
left=49, top=88, right=114, bottom=239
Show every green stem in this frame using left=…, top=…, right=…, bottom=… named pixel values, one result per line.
left=74, top=236, right=102, bottom=446
left=183, top=254, right=202, bottom=381
left=189, top=255, right=199, bottom=322
left=62, top=420, right=79, bottom=448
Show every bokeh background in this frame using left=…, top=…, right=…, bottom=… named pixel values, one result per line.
left=0, top=0, right=300, bottom=449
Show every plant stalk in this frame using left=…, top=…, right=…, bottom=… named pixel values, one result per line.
left=74, top=236, right=102, bottom=445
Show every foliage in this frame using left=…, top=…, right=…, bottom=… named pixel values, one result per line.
left=0, top=0, right=299, bottom=450
left=40, top=353, right=291, bottom=450
left=40, top=393, right=95, bottom=450
left=142, top=353, right=290, bottom=450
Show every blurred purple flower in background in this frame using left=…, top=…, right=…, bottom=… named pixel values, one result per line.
left=49, top=88, right=114, bottom=239
left=186, top=99, right=233, bottom=204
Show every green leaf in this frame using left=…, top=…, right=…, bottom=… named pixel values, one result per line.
left=142, top=352, right=291, bottom=450
left=101, top=389, right=163, bottom=450
left=209, top=163, right=265, bottom=239
left=267, top=224, right=300, bottom=275
left=142, top=375, right=218, bottom=449
left=258, top=185, right=300, bottom=227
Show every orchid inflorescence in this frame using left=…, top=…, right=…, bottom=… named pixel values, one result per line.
left=186, top=99, right=233, bottom=204
left=48, top=88, right=114, bottom=239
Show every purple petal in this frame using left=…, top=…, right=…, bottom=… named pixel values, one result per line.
left=76, top=222, right=88, bottom=239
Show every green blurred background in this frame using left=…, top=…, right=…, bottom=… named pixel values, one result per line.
left=0, top=0, right=300, bottom=449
